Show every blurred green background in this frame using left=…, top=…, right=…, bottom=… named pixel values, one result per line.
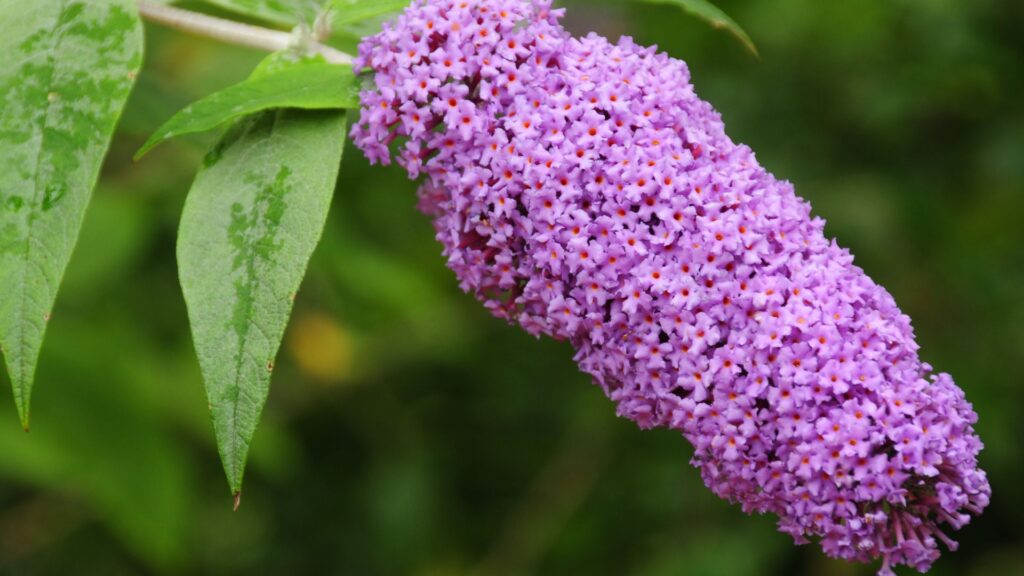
left=1, top=0, right=1022, bottom=574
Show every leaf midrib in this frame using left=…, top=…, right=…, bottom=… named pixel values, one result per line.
left=226, top=111, right=281, bottom=489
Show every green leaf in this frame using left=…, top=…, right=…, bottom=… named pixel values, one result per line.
left=331, top=0, right=409, bottom=26
left=250, top=50, right=326, bottom=78
left=136, top=61, right=359, bottom=158
left=178, top=108, right=347, bottom=495
left=0, top=0, right=143, bottom=429
left=637, top=0, right=758, bottom=57
left=198, top=0, right=322, bottom=26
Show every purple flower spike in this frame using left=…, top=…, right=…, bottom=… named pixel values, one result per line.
left=351, top=1, right=991, bottom=572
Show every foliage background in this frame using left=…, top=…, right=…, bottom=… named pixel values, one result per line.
left=1, top=0, right=1022, bottom=574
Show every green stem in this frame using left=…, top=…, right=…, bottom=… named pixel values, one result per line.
left=135, top=1, right=353, bottom=65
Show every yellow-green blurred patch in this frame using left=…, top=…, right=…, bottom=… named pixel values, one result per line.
left=287, top=312, right=356, bottom=384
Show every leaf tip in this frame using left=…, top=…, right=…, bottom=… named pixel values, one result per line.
left=736, top=31, right=760, bottom=59
left=13, top=390, right=32, bottom=433
left=233, top=491, right=242, bottom=512
left=641, top=0, right=759, bottom=59
left=133, top=142, right=156, bottom=162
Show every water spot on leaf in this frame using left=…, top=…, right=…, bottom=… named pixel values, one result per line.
left=4, top=195, right=25, bottom=211
left=41, top=183, right=66, bottom=211
left=228, top=163, right=293, bottom=344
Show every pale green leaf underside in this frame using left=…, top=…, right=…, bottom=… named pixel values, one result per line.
left=0, top=0, right=143, bottom=428
left=136, top=61, right=359, bottom=158
left=178, top=108, right=347, bottom=494
left=637, top=0, right=758, bottom=57
left=331, top=0, right=410, bottom=26
left=198, top=0, right=322, bottom=26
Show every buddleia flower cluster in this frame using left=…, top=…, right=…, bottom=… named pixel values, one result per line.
left=350, top=0, right=991, bottom=572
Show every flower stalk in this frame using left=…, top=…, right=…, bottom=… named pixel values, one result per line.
left=135, top=1, right=353, bottom=65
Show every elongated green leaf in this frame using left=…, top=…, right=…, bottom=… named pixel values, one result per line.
left=0, top=0, right=143, bottom=428
left=178, top=108, right=347, bottom=495
left=199, top=0, right=321, bottom=26
left=331, top=0, right=409, bottom=26
left=637, top=0, right=758, bottom=57
left=136, top=61, right=358, bottom=158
